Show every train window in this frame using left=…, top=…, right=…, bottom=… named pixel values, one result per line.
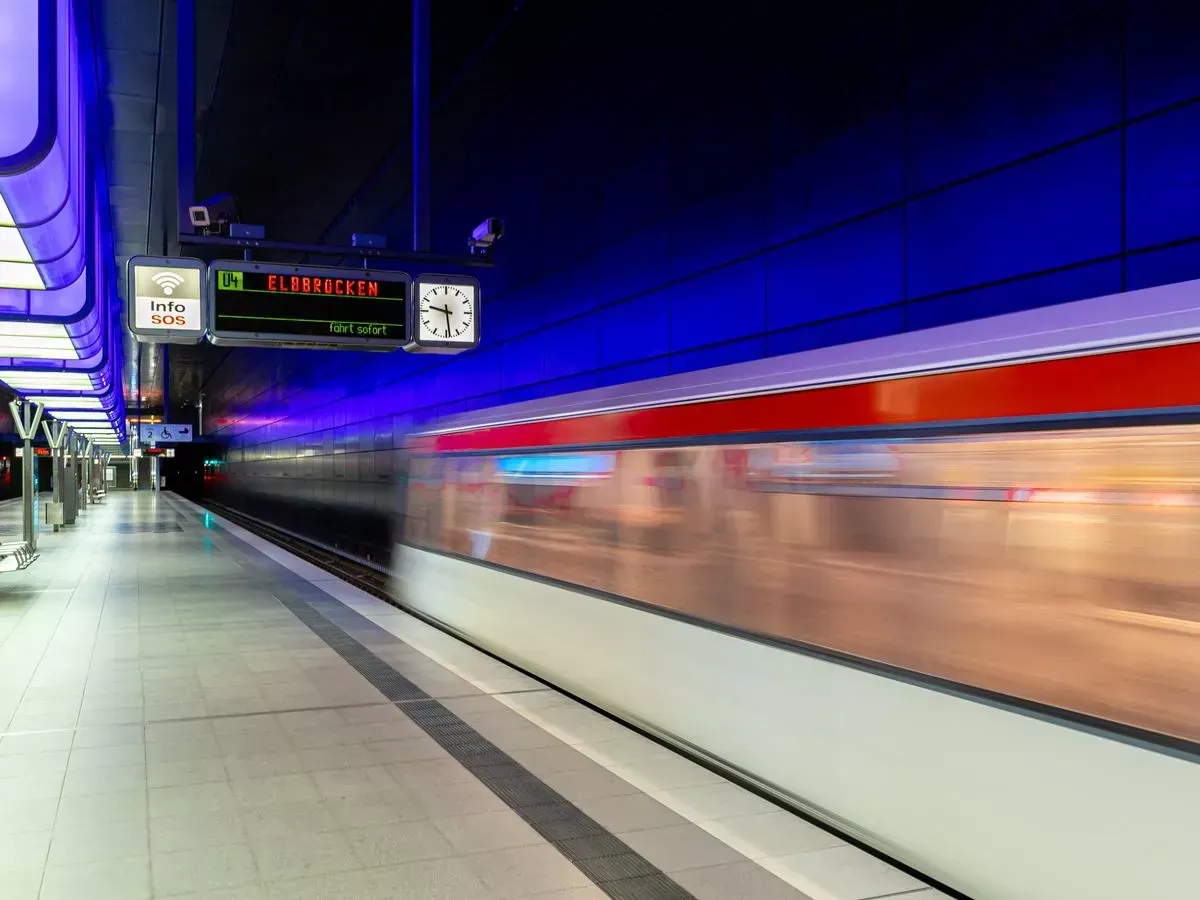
left=405, top=426, right=1200, bottom=742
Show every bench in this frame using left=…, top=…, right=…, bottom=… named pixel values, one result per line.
left=0, top=541, right=37, bottom=572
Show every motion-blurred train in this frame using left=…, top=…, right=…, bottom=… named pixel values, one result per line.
left=392, top=280, right=1200, bottom=900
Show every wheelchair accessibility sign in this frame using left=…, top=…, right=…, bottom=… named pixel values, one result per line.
left=139, top=424, right=194, bottom=443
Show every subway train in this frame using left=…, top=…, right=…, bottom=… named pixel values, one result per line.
left=392, top=280, right=1200, bottom=900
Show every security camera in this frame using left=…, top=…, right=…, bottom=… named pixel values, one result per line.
left=187, top=194, right=239, bottom=235
left=468, top=217, right=504, bottom=256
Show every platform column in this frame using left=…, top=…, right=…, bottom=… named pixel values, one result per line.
left=9, top=401, right=44, bottom=550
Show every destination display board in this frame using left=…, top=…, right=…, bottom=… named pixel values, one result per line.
left=206, top=261, right=410, bottom=350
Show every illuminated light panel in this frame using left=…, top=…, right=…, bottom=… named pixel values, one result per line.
left=0, top=322, right=77, bottom=359
left=0, top=369, right=93, bottom=390
left=0, top=222, right=34, bottom=263
left=0, top=260, right=45, bottom=290
left=54, top=411, right=109, bottom=421
left=0, top=0, right=48, bottom=166
left=29, top=395, right=103, bottom=409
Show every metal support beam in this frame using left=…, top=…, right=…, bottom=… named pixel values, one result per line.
left=177, top=0, right=197, bottom=240
left=413, top=0, right=431, bottom=253
left=177, top=234, right=491, bottom=267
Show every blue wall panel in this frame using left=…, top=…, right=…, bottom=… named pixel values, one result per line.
left=1126, top=0, right=1200, bottom=116
left=907, top=134, right=1122, bottom=297
left=769, top=112, right=904, bottom=244
left=906, top=259, right=1122, bottom=332
left=203, top=0, right=1200, bottom=556
left=668, top=260, right=766, bottom=352
left=766, top=209, right=904, bottom=330
left=906, top=4, right=1122, bottom=193
left=598, top=290, right=669, bottom=367
left=1125, top=103, right=1200, bottom=250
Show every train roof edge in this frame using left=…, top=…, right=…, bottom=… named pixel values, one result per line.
left=416, top=277, right=1200, bottom=438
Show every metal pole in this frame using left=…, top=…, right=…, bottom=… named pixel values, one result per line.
left=42, top=419, right=65, bottom=533
left=70, top=433, right=79, bottom=512
left=23, top=436, right=33, bottom=547
left=176, top=0, right=196, bottom=243
left=413, top=0, right=431, bottom=252
left=10, top=400, right=43, bottom=550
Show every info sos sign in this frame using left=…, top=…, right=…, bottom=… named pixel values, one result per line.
left=126, top=256, right=207, bottom=344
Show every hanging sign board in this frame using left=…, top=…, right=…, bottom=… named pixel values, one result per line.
left=127, top=256, right=208, bottom=344
left=139, top=423, right=193, bottom=443
left=206, top=261, right=410, bottom=350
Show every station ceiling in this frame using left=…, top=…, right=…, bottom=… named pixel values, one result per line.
left=96, top=0, right=520, bottom=416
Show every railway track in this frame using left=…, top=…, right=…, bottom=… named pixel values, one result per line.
left=201, top=500, right=395, bottom=603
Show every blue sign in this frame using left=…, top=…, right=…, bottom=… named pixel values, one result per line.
left=139, top=424, right=193, bottom=443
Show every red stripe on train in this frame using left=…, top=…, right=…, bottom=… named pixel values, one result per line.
left=427, top=340, right=1200, bottom=453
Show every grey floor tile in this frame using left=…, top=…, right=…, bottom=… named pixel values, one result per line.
left=0, top=796, right=59, bottom=834
left=465, top=844, right=593, bottom=900
left=673, top=860, right=812, bottom=900
left=147, top=734, right=224, bottom=763
left=432, top=809, right=544, bottom=854
left=345, top=820, right=455, bottom=867
left=409, top=778, right=509, bottom=818
left=608, top=756, right=724, bottom=791
left=0, top=748, right=69, bottom=778
left=39, top=855, right=152, bottom=900
left=310, top=764, right=398, bottom=799
left=151, top=810, right=247, bottom=853
left=144, top=720, right=214, bottom=745
left=297, top=743, right=377, bottom=772
left=56, top=787, right=148, bottom=826
left=239, top=799, right=340, bottom=841
left=662, top=782, right=780, bottom=820
left=507, top=745, right=594, bottom=777
left=771, top=845, right=926, bottom=900
left=385, top=757, right=477, bottom=790
left=150, top=781, right=239, bottom=817
left=368, top=735, right=449, bottom=764
left=73, top=723, right=146, bottom=749
left=323, top=789, right=428, bottom=829
left=576, top=793, right=689, bottom=834
left=0, top=828, right=52, bottom=871
left=716, top=811, right=845, bottom=858
left=61, top=762, right=148, bottom=797
left=49, top=817, right=149, bottom=866
left=223, top=750, right=306, bottom=780
left=0, top=730, right=73, bottom=755
left=619, top=822, right=747, bottom=873
left=0, top=867, right=42, bottom=900
left=231, top=773, right=320, bottom=807
left=148, top=763, right=231, bottom=787
left=250, top=829, right=361, bottom=881
left=164, top=884, right=268, bottom=899
left=151, top=843, right=259, bottom=896
left=0, top=771, right=65, bottom=801
left=541, top=766, right=643, bottom=802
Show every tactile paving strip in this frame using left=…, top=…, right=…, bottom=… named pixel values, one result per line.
left=267, top=579, right=697, bottom=899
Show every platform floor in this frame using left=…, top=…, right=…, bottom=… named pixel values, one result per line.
left=0, top=492, right=945, bottom=900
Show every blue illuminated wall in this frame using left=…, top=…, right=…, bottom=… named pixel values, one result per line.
left=204, top=0, right=1200, bottom=555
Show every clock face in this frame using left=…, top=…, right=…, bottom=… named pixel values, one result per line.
left=418, top=283, right=475, bottom=343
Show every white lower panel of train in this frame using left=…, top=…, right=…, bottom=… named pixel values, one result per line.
left=393, top=545, right=1199, bottom=900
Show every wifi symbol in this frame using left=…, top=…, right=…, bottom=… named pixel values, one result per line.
left=152, top=271, right=185, bottom=296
